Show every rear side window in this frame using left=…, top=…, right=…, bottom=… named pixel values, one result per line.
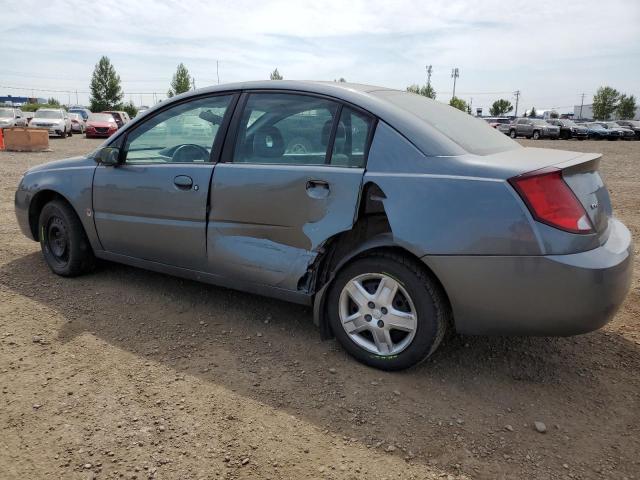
left=232, top=93, right=338, bottom=165
left=330, top=107, right=374, bottom=168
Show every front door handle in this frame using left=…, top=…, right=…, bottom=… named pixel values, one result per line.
left=174, top=175, right=193, bottom=189
left=306, top=180, right=330, bottom=199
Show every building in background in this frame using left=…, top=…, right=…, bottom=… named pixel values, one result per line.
left=1, top=95, right=48, bottom=106
left=574, top=104, right=640, bottom=121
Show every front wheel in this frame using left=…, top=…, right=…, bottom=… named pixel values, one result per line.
left=509, top=129, right=517, bottom=138
left=532, top=130, right=540, bottom=140
left=327, top=253, right=449, bottom=370
left=38, top=200, right=95, bottom=276
left=60, top=128, right=67, bottom=138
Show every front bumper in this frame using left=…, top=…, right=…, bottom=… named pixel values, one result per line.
left=423, top=218, right=633, bottom=336
left=15, top=180, right=34, bottom=240
left=29, top=124, right=64, bottom=135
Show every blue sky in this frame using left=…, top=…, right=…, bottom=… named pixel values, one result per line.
left=1, top=0, right=639, bottom=113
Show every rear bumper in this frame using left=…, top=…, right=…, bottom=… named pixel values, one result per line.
left=423, top=218, right=633, bottom=336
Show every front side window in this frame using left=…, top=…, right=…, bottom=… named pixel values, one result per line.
left=232, top=93, right=339, bottom=165
left=124, top=94, right=233, bottom=164
left=330, top=107, right=374, bottom=167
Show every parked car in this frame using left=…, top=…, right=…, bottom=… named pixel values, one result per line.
left=546, top=119, right=589, bottom=140
left=135, top=106, right=150, bottom=117
left=597, top=122, right=635, bottom=140
left=614, top=120, right=640, bottom=139
left=69, top=113, right=86, bottom=134
left=85, top=113, right=118, bottom=138
left=483, top=117, right=511, bottom=129
left=0, top=107, right=28, bottom=129
left=14, top=81, right=633, bottom=371
left=68, top=106, right=91, bottom=122
left=29, top=108, right=72, bottom=137
left=102, top=110, right=130, bottom=129
left=508, top=118, right=560, bottom=139
left=579, top=122, right=612, bottom=140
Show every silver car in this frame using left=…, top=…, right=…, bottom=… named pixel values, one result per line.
left=509, top=118, right=561, bottom=139
left=0, top=107, right=28, bottom=129
left=14, top=81, right=633, bottom=370
left=29, top=108, right=73, bottom=137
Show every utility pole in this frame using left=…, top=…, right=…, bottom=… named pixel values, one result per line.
left=216, top=60, right=220, bottom=84
left=426, top=65, right=432, bottom=89
left=469, top=97, right=473, bottom=115
left=192, top=77, right=196, bottom=91
left=579, top=92, right=585, bottom=119
left=514, top=90, right=521, bottom=117
left=451, top=68, right=459, bottom=100
left=75, top=90, right=78, bottom=105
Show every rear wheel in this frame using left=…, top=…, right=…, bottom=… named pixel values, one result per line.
left=327, top=252, right=449, bottom=370
left=38, top=200, right=95, bottom=276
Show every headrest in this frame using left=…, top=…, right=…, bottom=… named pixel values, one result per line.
left=321, top=119, right=346, bottom=146
left=253, top=126, right=285, bottom=158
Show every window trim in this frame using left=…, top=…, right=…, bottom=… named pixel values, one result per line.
left=116, top=92, right=239, bottom=165
left=220, top=89, right=376, bottom=169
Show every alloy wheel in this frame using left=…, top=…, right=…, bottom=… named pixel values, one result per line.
left=338, top=273, right=417, bottom=356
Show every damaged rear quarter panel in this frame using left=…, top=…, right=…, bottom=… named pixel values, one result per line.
left=365, top=122, right=542, bottom=257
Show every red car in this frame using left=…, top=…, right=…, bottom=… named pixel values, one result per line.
left=85, top=113, right=118, bottom=138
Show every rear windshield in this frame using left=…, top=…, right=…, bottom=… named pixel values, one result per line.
left=373, top=90, right=519, bottom=155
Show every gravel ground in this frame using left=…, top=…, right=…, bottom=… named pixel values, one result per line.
left=1, top=135, right=638, bottom=480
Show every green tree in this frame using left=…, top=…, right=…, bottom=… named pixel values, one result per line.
left=592, top=86, right=620, bottom=120
left=122, top=100, right=138, bottom=118
left=270, top=68, right=283, bottom=80
left=449, top=96, right=467, bottom=112
left=406, top=83, right=436, bottom=99
left=529, top=107, right=537, bottom=118
left=89, top=56, right=124, bottom=112
left=489, top=99, right=513, bottom=116
left=167, top=63, right=192, bottom=98
left=549, top=110, right=559, bottom=119
left=334, top=77, right=347, bottom=83
left=617, top=94, right=637, bottom=119
left=47, top=97, right=60, bottom=107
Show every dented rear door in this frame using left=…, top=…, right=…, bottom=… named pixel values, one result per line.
left=206, top=92, right=372, bottom=291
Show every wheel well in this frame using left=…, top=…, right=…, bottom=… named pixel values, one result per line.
left=310, top=181, right=454, bottom=338
left=28, top=190, right=68, bottom=240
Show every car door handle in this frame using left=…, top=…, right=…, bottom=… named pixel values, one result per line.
left=174, top=175, right=193, bottom=189
left=306, top=180, right=330, bottom=199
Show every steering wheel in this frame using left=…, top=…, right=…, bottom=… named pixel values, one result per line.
left=171, top=144, right=210, bottom=163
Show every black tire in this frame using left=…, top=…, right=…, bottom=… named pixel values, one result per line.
left=68, top=128, right=72, bottom=137
left=60, top=128, right=67, bottom=138
left=327, top=252, right=449, bottom=370
left=532, top=130, right=540, bottom=140
left=509, top=129, right=517, bottom=138
left=38, top=200, right=95, bottom=277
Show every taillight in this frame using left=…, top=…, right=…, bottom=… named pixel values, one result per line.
left=509, top=167, right=593, bottom=234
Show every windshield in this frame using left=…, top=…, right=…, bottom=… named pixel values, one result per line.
left=89, top=113, right=115, bottom=122
left=0, top=108, right=14, bottom=117
left=587, top=123, right=603, bottom=129
left=35, top=110, right=63, bottom=119
left=373, top=90, right=519, bottom=155
left=561, top=120, right=577, bottom=127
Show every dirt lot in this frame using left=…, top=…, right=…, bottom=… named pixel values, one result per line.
left=1, top=135, right=638, bottom=480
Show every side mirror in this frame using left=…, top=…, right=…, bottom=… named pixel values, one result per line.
left=95, top=147, right=120, bottom=166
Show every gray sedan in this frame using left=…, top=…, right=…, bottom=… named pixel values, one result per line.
left=14, top=81, right=633, bottom=370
